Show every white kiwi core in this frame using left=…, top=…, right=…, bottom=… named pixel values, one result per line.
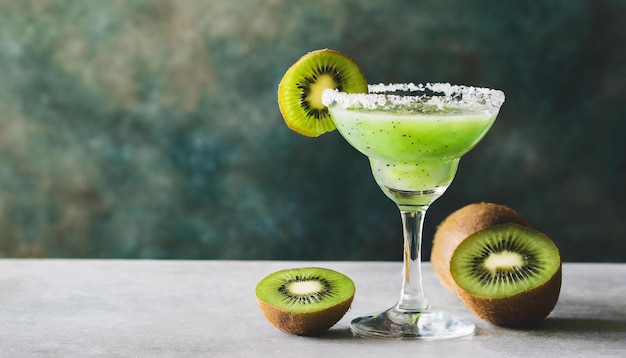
left=307, top=75, right=337, bottom=109
left=483, top=251, right=524, bottom=273
left=288, top=280, right=323, bottom=295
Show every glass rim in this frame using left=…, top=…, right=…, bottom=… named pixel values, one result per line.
left=321, top=82, right=505, bottom=113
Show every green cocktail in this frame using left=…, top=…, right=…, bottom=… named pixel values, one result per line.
left=322, top=82, right=504, bottom=339
left=330, top=101, right=497, bottom=205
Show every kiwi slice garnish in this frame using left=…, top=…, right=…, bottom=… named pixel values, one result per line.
left=431, top=202, right=530, bottom=292
left=277, top=49, right=368, bottom=137
left=255, top=267, right=355, bottom=336
left=450, top=223, right=562, bottom=327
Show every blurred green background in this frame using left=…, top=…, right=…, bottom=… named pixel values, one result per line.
left=0, top=0, right=624, bottom=262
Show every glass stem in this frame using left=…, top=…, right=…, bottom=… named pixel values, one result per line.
left=396, top=205, right=429, bottom=312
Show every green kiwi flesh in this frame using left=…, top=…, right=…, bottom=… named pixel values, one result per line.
left=277, top=49, right=368, bottom=137
left=431, top=202, right=530, bottom=292
left=450, top=223, right=561, bottom=326
left=255, top=267, right=355, bottom=336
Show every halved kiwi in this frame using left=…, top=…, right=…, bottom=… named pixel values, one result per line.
left=431, top=202, right=530, bottom=292
left=450, top=223, right=562, bottom=327
left=255, top=267, right=355, bottom=336
left=277, top=49, right=368, bottom=137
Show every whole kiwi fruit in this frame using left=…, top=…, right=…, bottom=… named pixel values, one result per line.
left=255, top=267, right=355, bottom=336
left=431, top=202, right=529, bottom=292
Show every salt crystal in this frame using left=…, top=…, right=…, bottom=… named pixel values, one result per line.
left=322, top=83, right=505, bottom=113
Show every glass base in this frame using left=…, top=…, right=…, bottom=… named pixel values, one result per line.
left=351, top=306, right=475, bottom=340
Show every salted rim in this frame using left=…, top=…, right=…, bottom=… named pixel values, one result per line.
left=321, top=82, right=505, bottom=113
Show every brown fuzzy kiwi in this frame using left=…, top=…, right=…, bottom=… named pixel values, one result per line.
left=431, top=202, right=529, bottom=292
left=255, top=267, right=355, bottom=336
left=456, top=266, right=562, bottom=327
left=450, top=223, right=562, bottom=327
left=257, top=297, right=353, bottom=336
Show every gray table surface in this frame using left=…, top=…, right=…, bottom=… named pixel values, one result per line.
left=1, top=260, right=624, bottom=357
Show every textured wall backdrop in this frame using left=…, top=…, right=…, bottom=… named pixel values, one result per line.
left=0, top=0, right=624, bottom=261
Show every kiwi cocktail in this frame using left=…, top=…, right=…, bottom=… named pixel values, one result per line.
left=324, top=83, right=499, bottom=207
left=322, top=82, right=503, bottom=339
left=277, top=50, right=505, bottom=339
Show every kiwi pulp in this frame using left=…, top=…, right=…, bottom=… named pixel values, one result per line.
left=255, top=267, right=355, bottom=336
left=277, top=49, right=368, bottom=137
left=450, top=223, right=561, bottom=327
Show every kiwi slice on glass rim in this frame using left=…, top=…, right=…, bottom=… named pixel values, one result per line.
left=255, top=267, right=355, bottom=336
left=277, top=49, right=368, bottom=137
left=450, top=223, right=562, bottom=327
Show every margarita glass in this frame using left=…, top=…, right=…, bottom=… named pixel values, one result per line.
left=322, top=83, right=504, bottom=339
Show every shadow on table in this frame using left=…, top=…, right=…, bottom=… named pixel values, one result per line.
left=319, top=327, right=355, bottom=340
left=320, top=317, right=626, bottom=340
left=538, top=317, right=626, bottom=334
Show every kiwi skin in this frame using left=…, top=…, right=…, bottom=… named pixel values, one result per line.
left=456, top=266, right=562, bottom=327
left=257, top=295, right=354, bottom=336
left=431, top=202, right=529, bottom=292
left=452, top=225, right=562, bottom=327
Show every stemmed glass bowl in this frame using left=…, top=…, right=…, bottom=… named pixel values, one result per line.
left=322, top=83, right=504, bottom=339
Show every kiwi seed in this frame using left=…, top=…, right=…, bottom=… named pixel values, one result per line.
left=431, top=202, right=529, bottom=292
left=255, top=267, right=355, bottom=336
left=450, top=223, right=561, bottom=327
left=277, top=49, right=368, bottom=137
